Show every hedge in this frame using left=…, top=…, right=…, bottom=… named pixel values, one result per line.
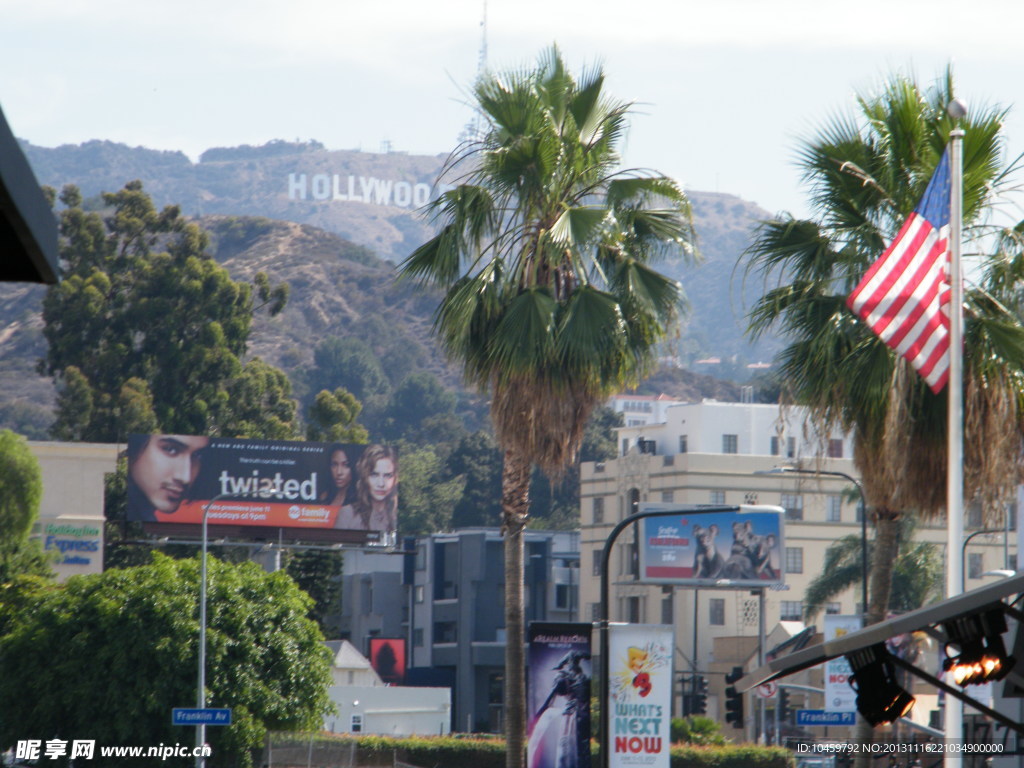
left=274, top=733, right=794, bottom=768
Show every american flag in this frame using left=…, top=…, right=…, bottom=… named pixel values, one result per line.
left=847, top=149, right=953, bottom=392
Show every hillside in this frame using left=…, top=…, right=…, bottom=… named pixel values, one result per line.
left=0, top=138, right=785, bottom=437
left=20, top=138, right=780, bottom=365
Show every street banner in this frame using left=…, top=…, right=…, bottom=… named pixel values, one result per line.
left=527, top=622, right=593, bottom=768
left=369, top=637, right=406, bottom=685
left=125, top=435, right=397, bottom=544
left=608, top=624, right=673, bottom=768
left=637, top=508, right=784, bottom=588
left=823, top=615, right=862, bottom=713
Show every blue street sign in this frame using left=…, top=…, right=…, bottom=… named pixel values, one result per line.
left=796, top=709, right=856, bottom=726
left=172, top=708, right=232, bottom=726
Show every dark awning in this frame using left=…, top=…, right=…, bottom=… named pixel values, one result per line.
left=0, top=104, right=59, bottom=283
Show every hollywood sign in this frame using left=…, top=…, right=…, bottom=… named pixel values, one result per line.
left=287, top=173, right=436, bottom=209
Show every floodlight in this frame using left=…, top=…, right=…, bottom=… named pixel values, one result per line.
left=942, top=607, right=1015, bottom=686
left=846, top=644, right=915, bottom=726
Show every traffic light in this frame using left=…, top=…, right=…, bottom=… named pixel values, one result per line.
left=778, top=688, right=790, bottom=723
left=724, top=666, right=745, bottom=729
left=693, top=675, right=709, bottom=715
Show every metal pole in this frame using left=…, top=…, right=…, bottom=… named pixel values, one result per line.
left=945, top=128, right=965, bottom=768
left=758, top=588, right=766, bottom=745
left=599, top=505, right=738, bottom=768
left=197, top=493, right=231, bottom=768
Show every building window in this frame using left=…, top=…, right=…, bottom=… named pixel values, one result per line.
left=661, top=490, right=674, bottom=503
left=826, top=602, right=842, bottom=615
left=590, top=602, right=602, bottom=621
left=968, top=552, right=984, bottom=579
left=722, top=434, right=738, bottom=454
left=679, top=435, right=689, bottom=453
left=434, top=622, right=457, bottom=644
left=828, top=439, right=844, bottom=458
left=709, top=598, right=725, bottom=626
left=593, top=496, right=605, bottom=524
left=770, top=436, right=781, bottom=456
left=414, top=585, right=425, bottom=603
left=710, top=490, right=725, bottom=505
left=780, top=601, right=803, bottom=621
left=351, top=715, right=363, bottom=733
left=781, top=493, right=803, bottom=521
left=786, top=437, right=796, bottom=458
left=622, top=438, right=630, bottom=455
left=785, top=547, right=803, bottom=574
left=555, top=583, right=571, bottom=609
left=661, top=595, right=674, bottom=624
left=415, top=544, right=426, bottom=570
left=621, top=542, right=638, bottom=577
left=625, top=596, right=643, bottom=624
left=593, top=551, right=603, bottom=577
left=826, top=495, right=842, bottom=522
left=967, top=502, right=983, bottom=528
left=413, top=628, right=424, bottom=647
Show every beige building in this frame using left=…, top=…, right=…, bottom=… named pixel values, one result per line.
left=29, top=441, right=119, bottom=581
left=580, top=399, right=1015, bottom=735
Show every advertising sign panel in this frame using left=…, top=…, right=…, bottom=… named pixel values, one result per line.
left=637, top=507, right=784, bottom=588
left=608, top=624, right=673, bottom=768
left=527, top=622, right=593, bottom=768
left=368, top=637, right=407, bottom=686
left=126, top=435, right=397, bottom=545
left=823, top=615, right=862, bottom=713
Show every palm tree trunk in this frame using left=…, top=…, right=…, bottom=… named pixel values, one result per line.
left=502, top=448, right=531, bottom=768
left=853, top=508, right=902, bottom=768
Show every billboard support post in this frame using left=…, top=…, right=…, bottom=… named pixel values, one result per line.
left=598, top=505, right=740, bottom=768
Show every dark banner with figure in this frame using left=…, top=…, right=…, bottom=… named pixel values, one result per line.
left=125, top=435, right=398, bottom=545
left=369, top=637, right=407, bottom=685
left=527, top=622, right=592, bottom=768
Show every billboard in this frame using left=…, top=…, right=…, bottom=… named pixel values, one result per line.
left=369, top=637, right=406, bottom=685
left=637, top=507, right=784, bottom=588
left=125, top=435, right=397, bottom=545
left=527, top=622, right=593, bottom=768
left=608, top=624, right=672, bottom=768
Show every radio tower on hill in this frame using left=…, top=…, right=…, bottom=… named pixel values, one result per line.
left=457, top=0, right=488, bottom=146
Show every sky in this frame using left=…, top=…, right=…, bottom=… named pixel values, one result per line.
left=3, top=0, right=1024, bottom=219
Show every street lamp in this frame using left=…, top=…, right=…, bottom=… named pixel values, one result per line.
left=197, top=493, right=231, bottom=768
left=960, top=528, right=1008, bottom=592
left=755, top=466, right=869, bottom=621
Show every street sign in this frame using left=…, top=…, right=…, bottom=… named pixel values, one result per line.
left=172, top=708, right=232, bottom=726
left=796, top=709, right=856, bottom=726
left=757, top=682, right=777, bottom=699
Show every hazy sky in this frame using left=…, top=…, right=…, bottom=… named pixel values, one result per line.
left=3, top=0, right=1024, bottom=218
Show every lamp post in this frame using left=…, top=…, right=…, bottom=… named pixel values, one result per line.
left=960, top=528, right=1007, bottom=592
left=197, top=493, right=231, bottom=768
left=756, top=467, right=869, bottom=621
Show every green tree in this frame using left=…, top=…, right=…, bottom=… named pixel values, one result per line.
left=448, top=431, right=503, bottom=528
left=306, top=387, right=370, bottom=443
left=40, top=181, right=298, bottom=441
left=379, top=372, right=463, bottom=444
left=0, top=429, right=51, bottom=584
left=285, top=549, right=345, bottom=637
left=803, top=518, right=943, bottom=621
left=745, top=71, right=1024, bottom=742
left=401, top=46, right=695, bottom=762
left=0, top=553, right=332, bottom=767
left=305, top=336, right=391, bottom=405
left=395, top=443, right=467, bottom=535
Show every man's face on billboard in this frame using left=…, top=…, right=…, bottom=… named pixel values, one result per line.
left=131, top=435, right=209, bottom=513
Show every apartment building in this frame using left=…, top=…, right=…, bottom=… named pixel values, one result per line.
left=580, top=399, right=1016, bottom=729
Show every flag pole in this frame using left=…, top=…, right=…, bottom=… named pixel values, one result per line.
left=944, top=128, right=965, bottom=768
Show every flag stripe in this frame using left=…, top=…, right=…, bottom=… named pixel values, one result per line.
left=846, top=148, right=953, bottom=394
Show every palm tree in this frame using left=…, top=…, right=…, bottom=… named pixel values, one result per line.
left=401, top=46, right=695, bottom=766
left=803, top=517, right=943, bottom=621
left=746, top=71, right=1024, bottom=746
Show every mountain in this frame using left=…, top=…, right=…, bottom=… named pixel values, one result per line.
left=0, top=139, right=784, bottom=437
